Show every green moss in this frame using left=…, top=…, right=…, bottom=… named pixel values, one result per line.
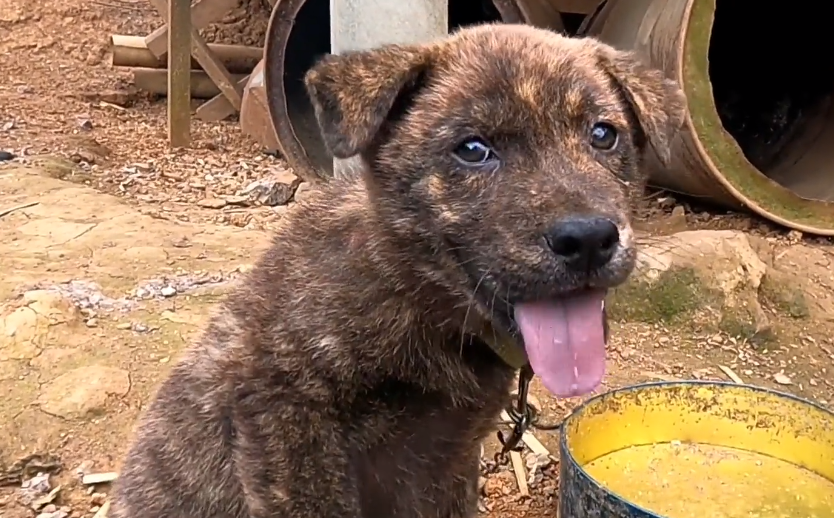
left=607, top=267, right=713, bottom=324
left=759, top=274, right=809, bottom=319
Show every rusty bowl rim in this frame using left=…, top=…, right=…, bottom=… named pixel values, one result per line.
left=558, top=380, right=834, bottom=517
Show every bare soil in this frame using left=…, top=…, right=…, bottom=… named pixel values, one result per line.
left=2, top=2, right=834, bottom=518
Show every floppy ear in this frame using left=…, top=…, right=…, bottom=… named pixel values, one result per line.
left=598, top=47, right=686, bottom=167
left=304, top=45, right=432, bottom=159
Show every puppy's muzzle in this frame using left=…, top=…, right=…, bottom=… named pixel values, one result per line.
left=543, top=216, right=620, bottom=272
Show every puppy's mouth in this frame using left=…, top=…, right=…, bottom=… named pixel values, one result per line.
left=446, top=241, right=617, bottom=398
left=510, top=291, right=608, bottom=399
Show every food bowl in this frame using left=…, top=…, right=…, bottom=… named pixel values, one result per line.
left=559, top=381, right=834, bottom=517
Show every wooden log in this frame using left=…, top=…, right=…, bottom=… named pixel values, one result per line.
left=133, top=68, right=247, bottom=99
left=111, top=35, right=262, bottom=74
left=143, top=0, right=238, bottom=59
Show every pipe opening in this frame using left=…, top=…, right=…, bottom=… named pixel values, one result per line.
left=282, top=0, right=504, bottom=176
left=709, top=0, right=834, bottom=202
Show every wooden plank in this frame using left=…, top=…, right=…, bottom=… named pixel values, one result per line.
left=188, top=31, right=243, bottom=109
left=195, top=75, right=249, bottom=121
left=167, top=0, right=192, bottom=147
left=148, top=0, right=243, bottom=110
left=144, top=0, right=237, bottom=59
left=509, top=451, right=530, bottom=496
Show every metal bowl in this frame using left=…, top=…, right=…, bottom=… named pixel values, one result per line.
left=559, top=381, right=834, bottom=518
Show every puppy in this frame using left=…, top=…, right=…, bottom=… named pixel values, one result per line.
left=110, top=23, right=684, bottom=518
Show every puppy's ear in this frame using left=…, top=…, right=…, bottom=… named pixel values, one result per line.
left=304, top=45, right=432, bottom=159
left=598, top=47, right=686, bottom=166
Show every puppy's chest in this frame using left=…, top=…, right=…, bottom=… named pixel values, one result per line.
left=347, top=375, right=512, bottom=516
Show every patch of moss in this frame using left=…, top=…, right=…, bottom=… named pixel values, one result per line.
left=759, top=274, right=809, bottom=319
left=607, top=267, right=714, bottom=325
left=718, top=312, right=774, bottom=348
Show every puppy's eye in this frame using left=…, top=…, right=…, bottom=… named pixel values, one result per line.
left=590, top=122, right=618, bottom=151
left=453, top=138, right=497, bottom=165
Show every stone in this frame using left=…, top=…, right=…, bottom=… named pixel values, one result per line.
left=635, top=230, right=767, bottom=295
left=37, top=365, right=130, bottom=419
left=239, top=168, right=301, bottom=206
left=293, top=182, right=315, bottom=203
left=1, top=291, right=78, bottom=361
left=196, top=197, right=227, bottom=209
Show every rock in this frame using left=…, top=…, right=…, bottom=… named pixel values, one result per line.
left=224, top=195, right=251, bottom=206
left=610, top=230, right=769, bottom=335
left=160, top=286, right=177, bottom=297
left=82, top=90, right=132, bottom=107
left=75, top=460, right=94, bottom=477
left=293, top=182, right=315, bottom=203
left=239, top=168, right=301, bottom=206
left=76, top=116, right=93, bottom=131
left=635, top=230, right=767, bottom=295
left=482, top=471, right=515, bottom=499
left=1, top=291, right=79, bottom=361
left=36, top=365, right=131, bottom=419
left=0, top=150, right=15, bottom=161
left=773, top=373, right=792, bottom=385
left=197, top=197, right=227, bottom=209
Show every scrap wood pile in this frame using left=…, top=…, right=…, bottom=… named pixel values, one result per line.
left=108, top=0, right=266, bottom=123
left=110, top=34, right=261, bottom=103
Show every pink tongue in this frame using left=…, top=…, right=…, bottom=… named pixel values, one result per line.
left=514, top=290, right=607, bottom=398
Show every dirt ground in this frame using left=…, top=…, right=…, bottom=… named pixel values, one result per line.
left=2, top=1, right=834, bottom=518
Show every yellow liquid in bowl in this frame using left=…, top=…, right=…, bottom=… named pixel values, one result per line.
left=583, top=442, right=834, bottom=518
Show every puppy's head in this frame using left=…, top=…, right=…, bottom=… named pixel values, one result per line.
left=305, top=24, right=685, bottom=397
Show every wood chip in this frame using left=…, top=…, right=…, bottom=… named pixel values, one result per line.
left=509, top=450, right=529, bottom=496
left=82, top=472, right=119, bottom=485
left=92, top=500, right=110, bottom=518
left=717, top=365, right=744, bottom=384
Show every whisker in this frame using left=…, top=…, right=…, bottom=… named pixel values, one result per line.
left=459, top=269, right=490, bottom=358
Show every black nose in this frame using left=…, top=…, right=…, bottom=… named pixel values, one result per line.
left=544, top=217, right=620, bottom=271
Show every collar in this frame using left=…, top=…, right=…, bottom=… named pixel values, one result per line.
left=480, top=321, right=529, bottom=370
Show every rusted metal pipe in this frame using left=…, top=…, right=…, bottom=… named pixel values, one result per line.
left=586, top=0, right=834, bottom=235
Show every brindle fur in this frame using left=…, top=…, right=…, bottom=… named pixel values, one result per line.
left=110, top=24, right=685, bottom=518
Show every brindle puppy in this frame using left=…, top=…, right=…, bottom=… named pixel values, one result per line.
left=110, top=23, right=685, bottom=518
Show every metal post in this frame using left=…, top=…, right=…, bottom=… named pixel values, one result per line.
left=329, top=0, right=448, bottom=179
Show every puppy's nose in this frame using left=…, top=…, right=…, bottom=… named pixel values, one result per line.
left=544, top=217, right=620, bottom=271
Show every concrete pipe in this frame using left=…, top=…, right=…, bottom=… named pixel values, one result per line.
left=264, top=0, right=565, bottom=183
left=587, top=0, right=834, bottom=235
